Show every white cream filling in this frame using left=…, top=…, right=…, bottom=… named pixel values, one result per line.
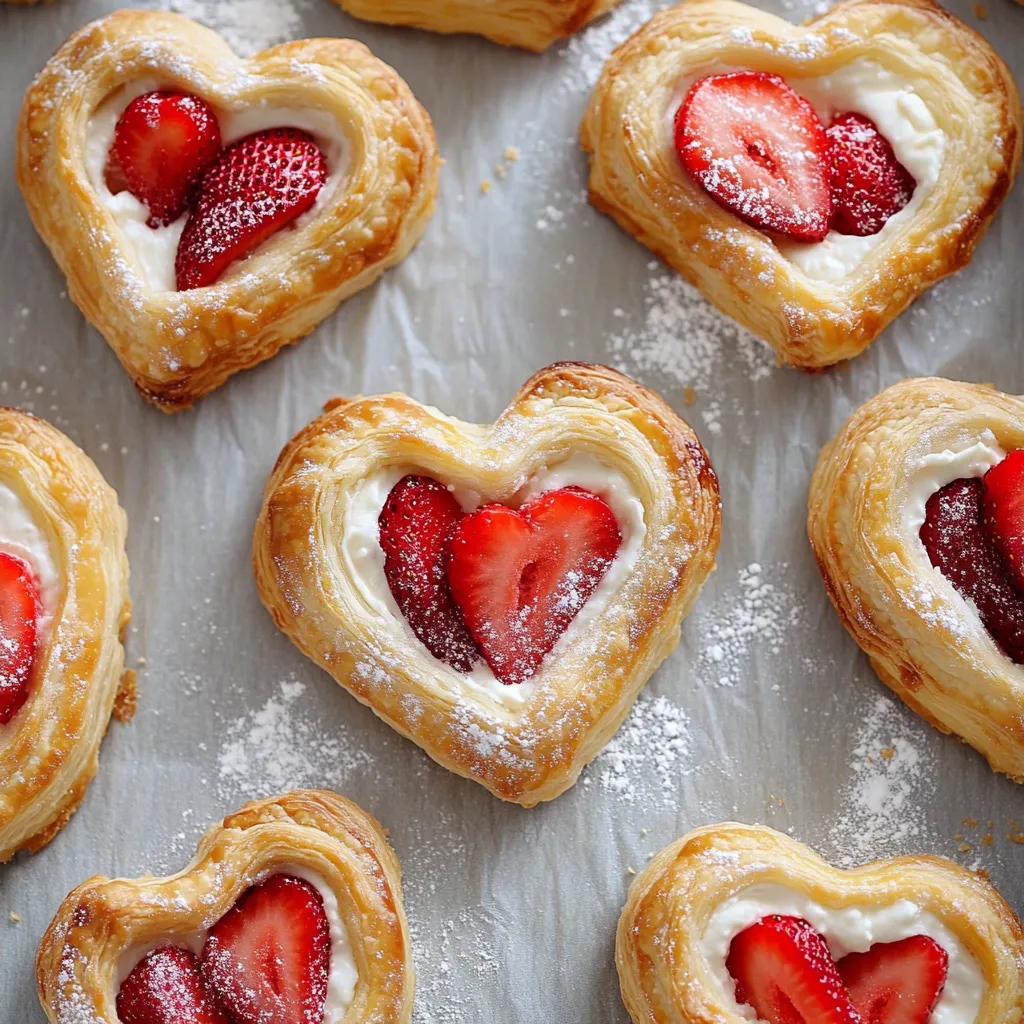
left=700, top=884, right=985, bottom=1023
left=85, top=81, right=350, bottom=292
left=0, top=480, right=60, bottom=644
left=341, top=453, right=648, bottom=712
left=666, top=58, right=947, bottom=282
left=114, top=868, right=357, bottom=1021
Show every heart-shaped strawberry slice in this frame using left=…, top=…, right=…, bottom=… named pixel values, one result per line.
left=446, top=486, right=622, bottom=685
left=0, top=552, right=40, bottom=725
left=199, top=874, right=330, bottom=1024
left=117, top=946, right=230, bottom=1024
left=379, top=474, right=480, bottom=673
left=838, top=935, right=949, bottom=1024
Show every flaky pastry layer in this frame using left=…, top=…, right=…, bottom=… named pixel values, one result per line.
left=581, top=0, right=1021, bottom=369
left=617, top=822, right=1024, bottom=1024
left=36, top=790, right=414, bottom=1023
left=0, top=409, right=130, bottom=863
left=809, top=377, right=1024, bottom=781
left=253, top=363, right=721, bottom=806
left=17, top=10, right=440, bottom=411
left=333, top=0, right=620, bottom=50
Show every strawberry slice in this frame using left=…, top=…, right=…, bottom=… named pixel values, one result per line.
left=0, top=552, right=39, bottom=725
left=446, top=487, right=621, bottom=685
left=379, top=474, right=480, bottom=672
left=726, top=915, right=862, bottom=1024
left=827, top=112, right=915, bottom=237
left=838, top=935, right=949, bottom=1024
left=983, top=450, right=1024, bottom=593
left=199, top=874, right=330, bottom=1024
left=175, top=128, right=327, bottom=290
left=675, top=72, right=831, bottom=242
left=116, top=946, right=230, bottom=1024
left=112, top=91, right=222, bottom=228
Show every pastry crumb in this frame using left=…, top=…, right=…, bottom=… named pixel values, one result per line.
left=683, top=386, right=696, bottom=405
left=1007, top=829, right=1024, bottom=845
left=480, top=179, right=492, bottom=195
left=982, top=833, right=994, bottom=846
left=957, top=842, right=972, bottom=853
left=114, top=669, right=138, bottom=723
left=973, top=2, right=987, bottom=16
left=8, top=912, right=21, bottom=923
left=626, top=865, right=636, bottom=875
left=879, top=746, right=896, bottom=760
left=495, top=164, right=507, bottom=179
left=504, top=146, right=520, bottom=161
left=962, top=817, right=979, bottom=828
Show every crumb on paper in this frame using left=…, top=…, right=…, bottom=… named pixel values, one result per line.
left=684, top=386, right=696, bottom=406
left=114, top=669, right=138, bottom=723
left=1007, top=829, right=1024, bottom=845
left=495, top=165, right=507, bottom=179
left=982, top=833, right=994, bottom=846
left=973, top=2, right=987, bottom=16
left=879, top=746, right=895, bottom=760
left=957, top=842, right=972, bottom=853
left=626, top=866, right=636, bottom=875
left=136, top=655, right=147, bottom=667
left=9, top=912, right=21, bottom=924
left=962, top=817, right=979, bottom=828
left=480, top=179, right=492, bottom=195
left=504, top=146, right=520, bottom=161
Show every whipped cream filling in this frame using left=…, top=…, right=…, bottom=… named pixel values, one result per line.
left=114, top=868, right=357, bottom=1021
left=0, top=479, right=60, bottom=644
left=700, top=883, right=985, bottom=1023
left=85, top=81, right=350, bottom=292
left=340, top=453, right=648, bottom=711
left=665, top=58, right=947, bottom=282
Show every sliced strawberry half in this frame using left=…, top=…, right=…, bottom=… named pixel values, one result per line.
left=0, top=552, right=40, bottom=725
left=379, top=474, right=480, bottom=672
left=726, top=915, right=862, bottom=1024
left=112, top=91, right=222, bottom=228
left=175, top=128, right=327, bottom=290
left=446, top=486, right=621, bottom=685
left=117, top=946, right=230, bottom=1024
left=827, top=112, right=915, bottom=237
left=983, top=449, right=1024, bottom=593
left=199, top=873, right=330, bottom=1024
left=838, top=935, right=949, bottom=1024
left=675, top=71, right=831, bottom=242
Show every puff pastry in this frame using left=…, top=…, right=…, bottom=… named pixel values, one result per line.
left=618, top=821, right=1024, bottom=1024
left=809, top=377, right=1024, bottom=782
left=333, top=0, right=620, bottom=51
left=253, top=362, right=720, bottom=806
left=16, top=10, right=440, bottom=412
left=36, top=789, right=414, bottom=1024
left=580, top=0, right=1021, bottom=369
left=0, top=409, right=130, bottom=863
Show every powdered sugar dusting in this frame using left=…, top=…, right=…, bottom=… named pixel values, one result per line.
left=163, top=0, right=313, bottom=55
left=829, top=695, right=935, bottom=865
left=558, top=0, right=658, bottom=94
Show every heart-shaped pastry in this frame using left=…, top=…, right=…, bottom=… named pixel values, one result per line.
left=580, top=0, right=1021, bottom=369
left=16, top=11, right=440, bottom=411
left=253, top=363, right=720, bottom=806
left=35, top=790, right=413, bottom=1024
left=333, top=0, right=621, bottom=51
left=618, top=822, right=1024, bottom=1024
left=809, top=377, right=1024, bottom=783
left=0, top=409, right=130, bottom=863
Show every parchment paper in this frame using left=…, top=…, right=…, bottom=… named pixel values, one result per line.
left=1, top=0, right=1022, bottom=1020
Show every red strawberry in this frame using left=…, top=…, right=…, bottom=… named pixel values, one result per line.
left=113, top=91, right=222, bottom=228
left=446, top=487, right=621, bottom=685
left=0, top=552, right=39, bottom=725
left=379, top=474, right=480, bottom=672
left=726, top=915, right=862, bottom=1024
left=116, top=946, right=230, bottom=1024
left=827, top=112, right=915, bottom=236
left=838, top=935, right=949, bottom=1024
left=199, top=874, right=330, bottom=1024
left=983, top=450, right=1024, bottom=592
left=675, top=72, right=831, bottom=242
left=175, top=128, right=327, bottom=290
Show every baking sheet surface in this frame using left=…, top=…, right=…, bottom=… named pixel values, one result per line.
left=1, top=0, right=1023, bottom=1020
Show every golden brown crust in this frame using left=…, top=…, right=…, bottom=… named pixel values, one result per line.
left=16, top=10, right=440, bottom=411
left=35, top=790, right=414, bottom=1023
left=0, top=409, right=130, bottom=863
left=581, top=0, right=1022, bottom=369
left=808, top=377, right=1024, bottom=781
left=334, top=0, right=621, bottom=51
left=253, top=362, right=721, bottom=806
left=617, top=822, right=1024, bottom=1024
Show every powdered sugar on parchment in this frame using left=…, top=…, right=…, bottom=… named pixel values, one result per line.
left=163, top=0, right=313, bottom=55
left=558, top=0, right=659, bottom=94
left=828, top=695, right=935, bottom=865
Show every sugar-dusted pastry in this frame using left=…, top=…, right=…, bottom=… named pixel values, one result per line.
left=333, top=0, right=621, bottom=51
left=17, top=11, right=440, bottom=412
left=618, top=822, right=1024, bottom=1024
left=0, top=409, right=130, bottom=863
left=36, top=790, right=414, bottom=1024
left=581, top=0, right=1021, bottom=369
left=254, top=362, right=720, bottom=806
left=809, top=377, right=1024, bottom=782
